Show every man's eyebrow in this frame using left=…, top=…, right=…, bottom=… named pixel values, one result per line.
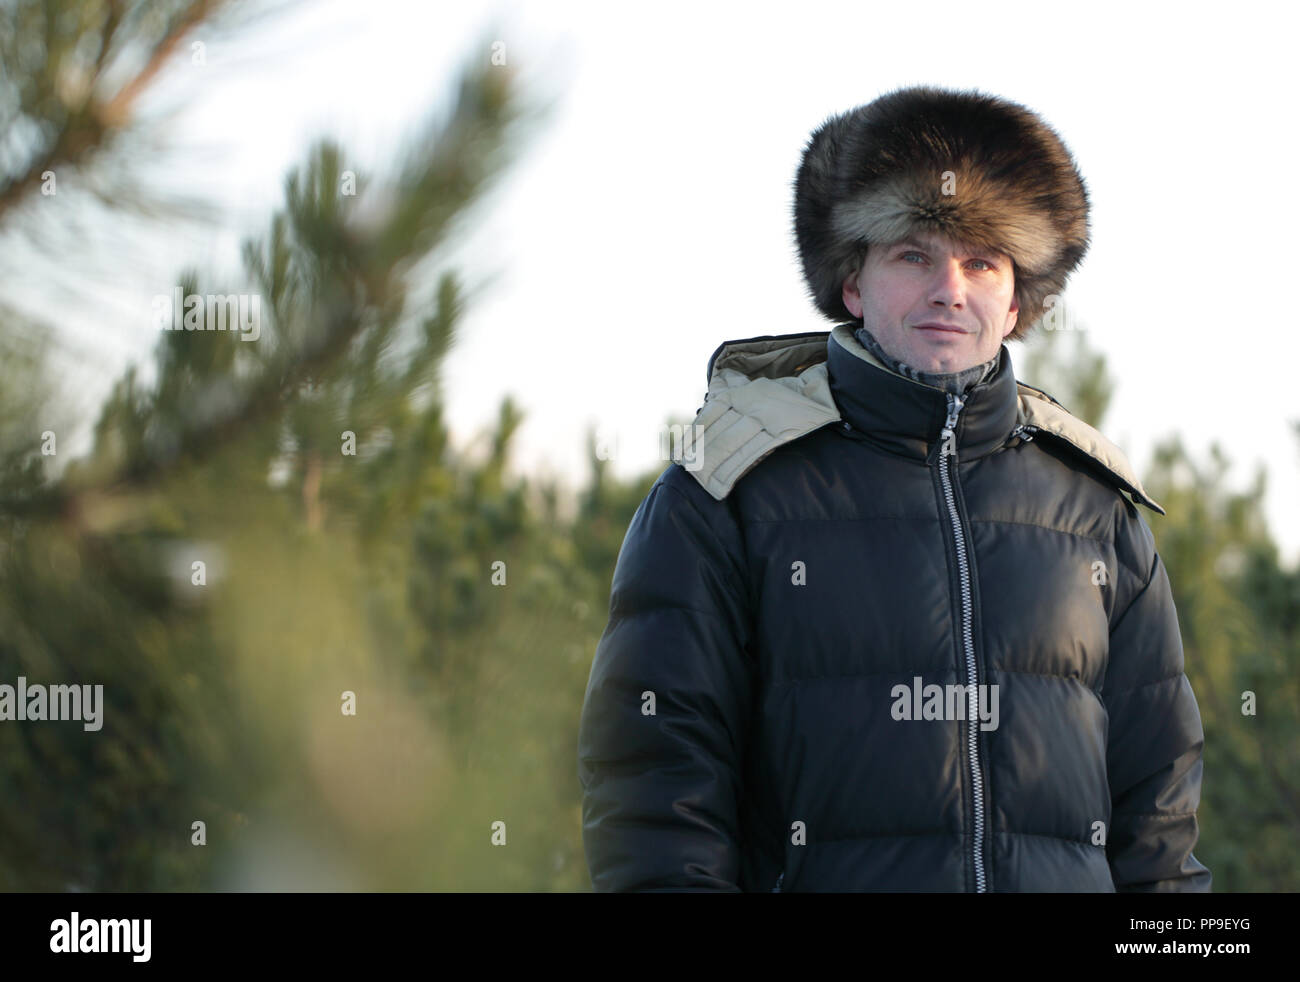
left=892, top=238, right=999, bottom=258
left=891, top=237, right=954, bottom=253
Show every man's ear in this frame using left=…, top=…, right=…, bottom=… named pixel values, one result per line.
left=842, top=267, right=864, bottom=319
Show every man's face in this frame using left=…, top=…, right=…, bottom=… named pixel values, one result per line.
left=841, top=230, right=1019, bottom=374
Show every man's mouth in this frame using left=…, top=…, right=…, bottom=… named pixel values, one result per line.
left=914, top=323, right=967, bottom=335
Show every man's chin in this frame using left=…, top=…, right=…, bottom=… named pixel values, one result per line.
left=908, top=341, right=982, bottom=375
left=908, top=352, right=961, bottom=374
left=921, top=359, right=977, bottom=375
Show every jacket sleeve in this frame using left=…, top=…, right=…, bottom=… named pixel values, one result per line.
left=577, top=465, right=757, bottom=892
left=1101, top=512, right=1212, bottom=892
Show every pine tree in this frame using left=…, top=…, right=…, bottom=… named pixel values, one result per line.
left=0, top=0, right=602, bottom=889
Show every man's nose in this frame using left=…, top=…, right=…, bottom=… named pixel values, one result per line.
left=927, top=260, right=967, bottom=306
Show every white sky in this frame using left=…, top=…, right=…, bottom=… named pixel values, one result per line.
left=20, top=0, right=1300, bottom=565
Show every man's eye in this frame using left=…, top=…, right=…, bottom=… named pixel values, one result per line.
left=900, top=252, right=995, bottom=270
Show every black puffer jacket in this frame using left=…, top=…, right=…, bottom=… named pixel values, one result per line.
left=577, top=325, right=1211, bottom=892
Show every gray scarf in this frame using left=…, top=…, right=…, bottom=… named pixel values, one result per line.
left=854, top=325, right=1001, bottom=396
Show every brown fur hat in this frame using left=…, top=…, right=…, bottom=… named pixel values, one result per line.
left=792, top=85, right=1090, bottom=342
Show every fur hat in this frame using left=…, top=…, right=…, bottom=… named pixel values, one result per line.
left=792, top=85, right=1090, bottom=342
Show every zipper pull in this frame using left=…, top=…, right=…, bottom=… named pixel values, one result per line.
left=772, top=871, right=784, bottom=893
left=1008, top=423, right=1036, bottom=445
left=940, top=393, right=964, bottom=459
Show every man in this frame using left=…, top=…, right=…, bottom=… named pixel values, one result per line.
left=577, top=85, right=1211, bottom=892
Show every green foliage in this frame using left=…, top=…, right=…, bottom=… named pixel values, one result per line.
left=1141, top=440, right=1300, bottom=891
left=0, top=0, right=640, bottom=891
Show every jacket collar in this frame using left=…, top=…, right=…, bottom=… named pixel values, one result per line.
left=827, top=324, right=1017, bottom=462
left=684, top=325, right=1164, bottom=515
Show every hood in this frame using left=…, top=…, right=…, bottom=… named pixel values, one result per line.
left=675, top=325, right=1164, bottom=515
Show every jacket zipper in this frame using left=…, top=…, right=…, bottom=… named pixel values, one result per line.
left=772, top=871, right=784, bottom=893
left=938, top=393, right=988, bottom=893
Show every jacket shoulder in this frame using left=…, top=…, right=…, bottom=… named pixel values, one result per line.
left=675, top=332, right=840, bottom=502
left=1016, top=385, right=1165, bottom=516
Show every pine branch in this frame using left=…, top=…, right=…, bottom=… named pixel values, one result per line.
left=2, top=41, right=538, bottom=533
left=0, top=0, right=234, bottom=226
